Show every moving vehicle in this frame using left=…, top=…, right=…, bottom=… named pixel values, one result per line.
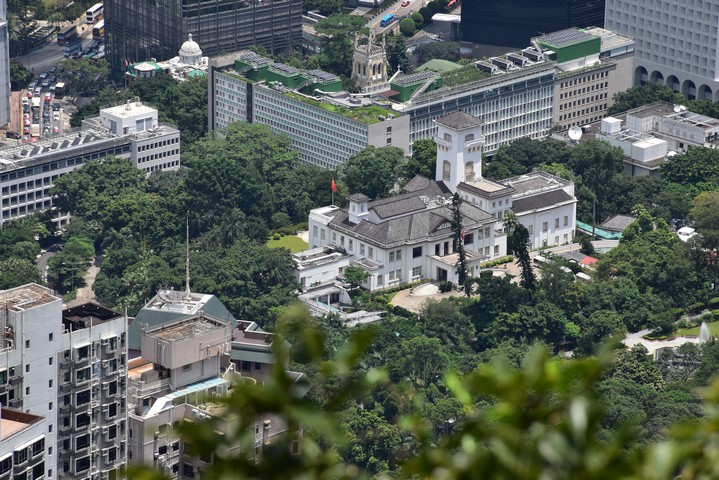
left=380, top=13, right=395, bottom=27
left=54, top=83, right=66, bottom=99
left=57, top=25, right=78, bottom=46
left=64, top=39, right=82, bottom=58
left=5, top=131, right=21, bottom=139
left=92, top=20, right=105, bottom=40
left=86, top=3, right=104, bottom=24
left=401, top=1, right=411, bottom=7
left=30, top=124, right=40, bottom=138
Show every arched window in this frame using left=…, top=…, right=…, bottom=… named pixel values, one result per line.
left=464, top=162, right=474, bottom=181
left=442, top=161, right=451, bottom=181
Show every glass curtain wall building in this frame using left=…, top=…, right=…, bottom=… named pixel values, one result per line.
left=105, top=0, right=302, bottom=74
left=461, top=0, right=605, bottom=48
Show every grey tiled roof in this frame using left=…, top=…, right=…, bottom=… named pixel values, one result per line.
left=512, top=189, right=574, bottom=214
left=330, top=177, right=494, bottom=247
left=349, top=193, right=370, bottom=202
left=599, top=214, right=636, bottom=232
left=331, top=202, right=494, bottom=247
left=372, top=196, right=426, bottom=219
left=435, top=110, right=484, bottom=130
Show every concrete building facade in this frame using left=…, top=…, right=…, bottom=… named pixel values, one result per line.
left=544, top=27, right=635, bottom=129
left=605, top=0, right=719, bottom=100
left=0, top=408, right=46, bottom=480
left=209, top=51, right=409, bottom=169
left=0, top=101, right=180, bottom=226
left=0, top=284, right=128, bottom=480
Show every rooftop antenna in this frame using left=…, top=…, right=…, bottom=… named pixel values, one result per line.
left=185, top=216, right=191, bottom=300
left=568, top=126, right=583, bottom=142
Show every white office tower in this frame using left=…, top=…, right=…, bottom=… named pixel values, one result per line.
left=0, top=0, right=10, bottom=127
left=605, top=0, right=719, bottom=100
left=0, top=284, right=128, bottom=479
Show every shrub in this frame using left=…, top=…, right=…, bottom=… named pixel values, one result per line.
left=410, top=12, right=424, bottom=29
left=689, top=302, right=706, bottom=314
left=392, top=305, right=414, bottom=317
left=399, top=18, right=416, bottom=37
left=439, top=280, right=453, bottom=293
left=272, top=233, right=281, bottom=240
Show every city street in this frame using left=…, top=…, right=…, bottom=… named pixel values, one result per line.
left=12, top=21, right=93, bottom=74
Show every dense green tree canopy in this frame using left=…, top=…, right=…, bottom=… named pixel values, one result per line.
left=57, top=58, right=110, bottom=96
left=340, top=146, right=404, bottom=200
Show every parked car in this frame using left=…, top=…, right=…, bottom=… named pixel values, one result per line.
left=5, top=131, right=20, bottom=139
left=48, top=66, right=56, bottom=73
left=52, top=103, right=61, bottom=111
left=52, top=126, right=59, bottom=133
left=401, top=0, right=411, bottom=6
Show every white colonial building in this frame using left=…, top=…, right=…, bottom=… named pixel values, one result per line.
left=302, top=110, right=577, bottom=291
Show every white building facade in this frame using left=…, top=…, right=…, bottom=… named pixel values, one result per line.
left=0, top=284, right=128, bottom=480
left=302, top=110, right=578, bottom=291
left=605, top=0, right=719, bottom=100
left=0, top=101, right=180, bottom=226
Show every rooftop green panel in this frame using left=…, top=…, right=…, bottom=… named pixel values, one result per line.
left=535, top=28, right=600, bottom=63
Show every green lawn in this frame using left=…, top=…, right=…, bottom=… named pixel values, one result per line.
left=266, top=235, right=308, bottom=253
left=674, top=320, right=719, bottom=337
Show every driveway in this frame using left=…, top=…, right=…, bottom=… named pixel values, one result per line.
left=391, top=283, right=463, bottom=313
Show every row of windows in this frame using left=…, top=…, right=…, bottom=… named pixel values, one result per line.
left=1, top=175, right=55, bottom=194
left=560, top=93, right=609, bottom=110
left=1, top=200, right=52, bottom=220
left=2, top=188, right=52, bottom=206
left=145, top=160, right=180, bottom=172
left=138, top=148, right=179, bottom=163
left=0, top=145, right=130, bottom=182
left=559, top=104, right=608, bottom=121
left=138, top=136, right=179, bottom=151
left=559, top=71, right=608, bottom=89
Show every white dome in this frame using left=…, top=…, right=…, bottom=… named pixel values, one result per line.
left=179, top=33, right=202, bottom=57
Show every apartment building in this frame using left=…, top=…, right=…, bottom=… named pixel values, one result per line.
left=105, top=0, right=302, bottom=75
left=208, top=51, right=409, bottom=169
left=0, top=101, right=180, bottom=226
left=0, top=408, right=46, bottom=480
left=0, top=284, right=128, bottom=479
left=605, top=0, right=719, bottom=100
left=127, top=312, right=304, bottom=478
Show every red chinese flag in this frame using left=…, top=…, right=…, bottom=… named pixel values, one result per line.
left=331, top=178, right=337, bottom=193
left=461, top=228, right=466, bottom=240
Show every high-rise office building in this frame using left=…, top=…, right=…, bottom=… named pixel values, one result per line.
left=605, top=0, right=719, bottom=100
left=461, top=0, right=605, bottom=49
left=0, top=0, right=10, bottom=126
left=105, top=0, right=302, bottom=75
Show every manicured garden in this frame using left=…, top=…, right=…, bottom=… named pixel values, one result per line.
left=266, top=234, right=308, bottom=253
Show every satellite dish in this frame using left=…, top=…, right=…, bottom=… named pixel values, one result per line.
left=674, top=104, right=682, bottom=113
left=680, top=105, right=687, bottom=111
left=568, top=126, right=583, bottom=141
left=667, top=151, right=678, bottom=157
